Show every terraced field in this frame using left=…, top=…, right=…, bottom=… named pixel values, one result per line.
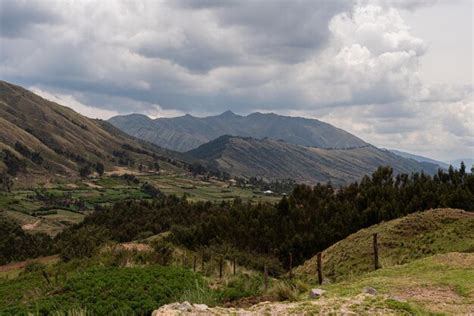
left=0, top=173, right=280, bottom=235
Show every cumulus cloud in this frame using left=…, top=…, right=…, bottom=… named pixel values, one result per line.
left=30, top=87, right=120, bottom=120
left=0, top=0, right=471, bottom=160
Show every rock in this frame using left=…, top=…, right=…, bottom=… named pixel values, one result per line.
left=193, top=304, right=209, bottom=310
left=321, top=278, right=331, bottom=285
left=176, top=301, right=193, bottom=312
left=309, top=288, right=326, bottom=298
left=362, top=287, right=377, bottom=295
left=388, top=295, right=405, bottom=302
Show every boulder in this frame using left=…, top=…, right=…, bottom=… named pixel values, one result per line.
left=193, top=304, right=209, bottom=311
left=362, top=287, right=377, bottom=295
left=309, top=288, right=326, bottom=298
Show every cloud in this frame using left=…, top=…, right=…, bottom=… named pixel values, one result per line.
left=0, top=0, right=471, bottom=160
left=0, top=0, right=60, bottom=38
left=30, top=87, right=120, bottom=120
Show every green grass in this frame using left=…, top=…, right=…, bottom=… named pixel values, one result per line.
left=295, top=209, right=474, bottom=282
left=0, top=265, right=206, bottom=315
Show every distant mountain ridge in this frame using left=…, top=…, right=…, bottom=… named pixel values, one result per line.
left=187, top=135, right=438, bottom=185
left=109, top=111, right=368, bottom=152
left=389, top=149, right=449, bottom=169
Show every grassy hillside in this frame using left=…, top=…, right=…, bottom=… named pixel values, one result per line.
left=187, top=135, right=438, bottom=185
left=109, top=110, right=368, bottom=152
left=0, top=81, right=182, bottom=185
left=295, top=208, right=474, bottom=282
left=165, top=252, right=473, bottom=315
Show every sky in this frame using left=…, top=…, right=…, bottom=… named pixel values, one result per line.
left=0, top=0, right=472, bottom=162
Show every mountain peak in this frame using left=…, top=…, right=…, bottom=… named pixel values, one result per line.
left=109, top=110, right=368, bottom=152
left=219, top=110, right=238, bottom=118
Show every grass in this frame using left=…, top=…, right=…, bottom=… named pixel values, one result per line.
left=295, top=208, right=474, bottom=282
left=318, top=252, right=474, bottom=314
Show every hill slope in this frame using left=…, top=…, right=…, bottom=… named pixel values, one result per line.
left=295, top=208, right=474, bottom=281
left=109, top=111, right=368, bottom=152
left=155, top=252, right=474, bottom=315
left=0, top=81, right=181, bottom=183
left=186, top=135, right=438, bottom=185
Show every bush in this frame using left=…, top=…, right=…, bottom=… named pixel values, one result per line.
left=269, top=281, right=299, bottom=302
left=2, top=149, right=25, bottom=176
left=141, top=182, right=162, bottom=198
left=23, top=262, right=46, bottom=274
left=151, top=240, right=174, bottom=266
left=174, top=279, right=219, bottom=306
left=219, top=274, right=263, bottom=302
left=56, top=225, right=110, bottom=261
left=95, top=162, right=104, bottom=176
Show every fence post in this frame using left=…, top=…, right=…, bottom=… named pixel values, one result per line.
left=373, top=233, right=380, bottom=270
left=233, top=257, right=236, bottom=276
left=201, top=253, right=205, bottom=272
left=264, top=265, right=269, bottom=292
left=317, top=252, right=323, bottom=285
left=219, top=257, right=223, bottom=278
left=193, top=256, right=197, bottom=272
left=289, top=252, right=293, bottom=279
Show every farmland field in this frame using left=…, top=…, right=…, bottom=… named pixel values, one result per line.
left=0, top=172, right=281, bottom=236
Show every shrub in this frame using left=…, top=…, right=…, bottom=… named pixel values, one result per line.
left=219, top=274, right=263, bottom=302
left=151, top=240, right=174, bottom=266
left=23, top=262, right=46, bottom=274
left=269, top=281, right=298, bottom=302
left=79, top=164, right=92, bottom=177
left=94, top=162, right=104, bottom=176
left=56, top=225, right=110, bottom=261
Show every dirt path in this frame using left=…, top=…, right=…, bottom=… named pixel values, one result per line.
left=0, top=255, right=59, bottom=273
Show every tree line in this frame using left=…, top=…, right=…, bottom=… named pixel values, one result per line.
left=1, top=164, right=473, bottom=269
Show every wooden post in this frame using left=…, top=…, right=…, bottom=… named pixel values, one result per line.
left=193, top=256, right=197, bottom=272
left=289, top=252, right=293, bottom=279
left=219, top=257, right=223, bottom=278
left=317, top=252, right=323, bottom=285
left=201, top=253, right=205, bottom=272
left=233, top=257, right=236, bottom=275
left=373, top=233, right=380, bottom=270
left=264, top=265, right=269, bottom=292
left=183, top=255, right=187, bottom=268
left=42, top=270, right=51, bottom=286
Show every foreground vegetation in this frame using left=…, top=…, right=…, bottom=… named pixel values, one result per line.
left=0, top=208, right=472, bottom=315
left=0, top=249, right=268, bottom=315
left=0, top=164, right=473, bottom=314
left=160, top=252, right=473, bottom=315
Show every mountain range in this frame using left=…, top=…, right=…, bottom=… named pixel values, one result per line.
left=109, top=111, right=368, bottom=152
left=388, top=149, right=449, bottom=169
left=0, top=81, right=446, bottom=185
left=186, top=135, right=439, bottom=185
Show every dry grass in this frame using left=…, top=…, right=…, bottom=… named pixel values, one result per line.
left=294, top=208, right=474, bottom=282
